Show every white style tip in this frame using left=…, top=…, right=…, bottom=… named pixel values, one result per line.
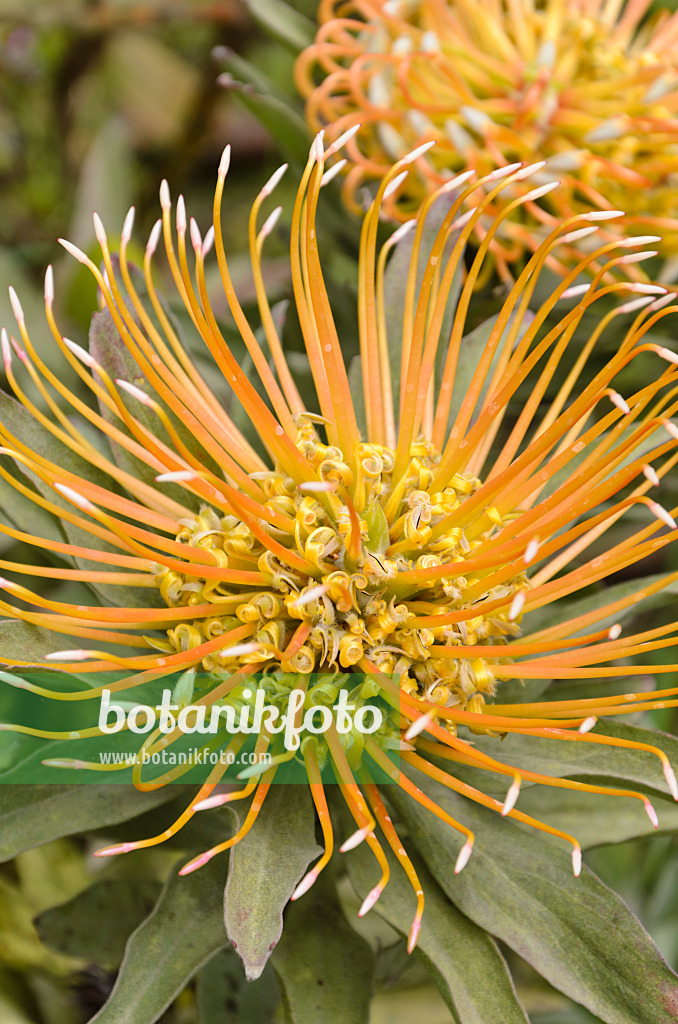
left=454, top=839, right=473, bottom=874
left=404, top=708, right=436, bottom=741
left=259, top=206, right=282, bottom=242
left=121, top=207, right=135, bottom=244
left=340, top=826, right=371, bottom=853
left=290, top=584, right=328, bottom=609
left=644, top=800, right=659, bottom=829
left=58, top=238, right=90, bottom=265
left=402, top=139, right=436, bottom=165
left=44, top=265, right=54, bottom=304
left=643, top=464, right=660, bottom=487
left=501, top=779, right=521, bottom=816
left=320, top=159, right=347, bottom=187
left=92, top=212, right=107, bottom=248
left=325, top=123, right=361, bottom=158
left=53, top=483, right=97, bottom=512
left=663, top=762, right=678, bottom=801
left=218, top=145, right=231, bottom=179
left=63, top=337, right=97, bottom=369
left=159, top=179, right=171, bottom=211
left=572, top=847, right=582, bottom=878
left=358, top=884, right=384, bottom=917
left=649, top=501, right=677, bottom=530
left=312, top=130, right=325, bottom=163
left=8, top=286, right=24, bottom=326
left=44, top=649, right=94, bottom=662
left=384, top=170, right=409, bottom=199
left=147, top=219, right=162, bottom=255
left=508, top=591, right=525, bottom=621
left=115, top=378, right=154, bottom=407
left=176, top=196, right=186, bottom=234
left=523, top=538, right=540, bottom=565
left=578, top=716, right=597, bottom=734
left=189, top=218, right=202, bottom=253
left=155, top=469, right=199, bottom=483
left=655, top=345, right=678, bottom=366
left=582, top=210, right=624, bottom=222
left=608, top=391, right=630, bottom=415
left=262, top=163, right=288, bottom=197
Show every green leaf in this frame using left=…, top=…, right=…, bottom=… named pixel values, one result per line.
left=515, top=786, right=678, bottom=850
left=197, top=949, right=280, bottom=1024
left=364, top=500, right=390, bottom=554
left=526, top=574, right=678, bottom=637
left=443, top=309, right=534, bottom=437
left=0, top=457, right=67, bottom=551
left=216, top=53, right=311, bottom=163
left=342, top=810, right=529, bottom=1024
left=224, top=785, right=322, bottom=980
left=392, top=766, right=678, bottom=1024
left=469, top=720, right=678, bottom=799
left=383, top=196, right=463, bottom=424
left=35, top=879, right=162, bottom=968
left=348, top=356, right=367, bottom=437
left=0, top=620, right=69, bottom=666
left=88, top=300, right=203, bottom=513
left=273, top=868, right=375, bottom=1024
left=90, top=858, right=229, bottom=1024
left=0, top=785, right=178, bottom=862
left=0, top=389, right=150, bottom=608
left=245, top=0, right=315, bottom=51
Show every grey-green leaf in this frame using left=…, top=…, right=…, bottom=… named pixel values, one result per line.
left=342, top=807, right=528, bottom=1024
left=0, top=785, right=177, bottom=862
left=383, top=195, right=463, bottom=424
left=224, top=785, right=322, bottom=980
left=216, top=52, right=311, bottom=163
left=90, top=858, right=230, bottom=1024
left=197, top=949, right=280, bottom=1024
left=273, top=868, right=375, bottom=1024
left=35, top=879, right=162, bottom=967
left=245, top=0, right=315, bottom=50
left=393, top=766, right=678, bottom=1024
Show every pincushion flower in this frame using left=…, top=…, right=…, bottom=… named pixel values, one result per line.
left=296, top=0, right=678, bottom=278
left=1, top=134, right=678, bottom=971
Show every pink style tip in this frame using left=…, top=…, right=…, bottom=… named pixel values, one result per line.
left=407, top=919, right=422, bottom=954
left=291, top=869, right=318, bottom=901
left=358, top=884, right=384, bottom=918
left=94, top=843, right=133, bottom=858
left=179, top=851, right=215, bottom=875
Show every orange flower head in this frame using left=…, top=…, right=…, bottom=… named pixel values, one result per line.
left=1, top=139, right=678, bottom=952
left=296, top=0, right=678, bottom=277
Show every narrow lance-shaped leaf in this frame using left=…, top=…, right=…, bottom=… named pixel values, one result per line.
left=91, top=857, right=230, bottom=1024
left=272, top=867, right=375, bottom=1024
left=35, top=879, right=162, bottom=968
left=340, top=803, right=529, bottom=1024
left=224, top=785, right=322, bottom=981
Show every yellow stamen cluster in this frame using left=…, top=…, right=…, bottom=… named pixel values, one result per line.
left=297, top=0, right=678, bottom=274
left=155, top=427, right=525, bottom=725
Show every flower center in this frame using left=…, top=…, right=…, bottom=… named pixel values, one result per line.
left=153, top=427, right=527, bottom=732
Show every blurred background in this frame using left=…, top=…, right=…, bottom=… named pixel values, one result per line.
left=0, top=2, right=677, bottom=1022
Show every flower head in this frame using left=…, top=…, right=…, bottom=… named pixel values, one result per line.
left=296, top=0, right=678, bottom=276
left=1, top=139, right=678, bottom=953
